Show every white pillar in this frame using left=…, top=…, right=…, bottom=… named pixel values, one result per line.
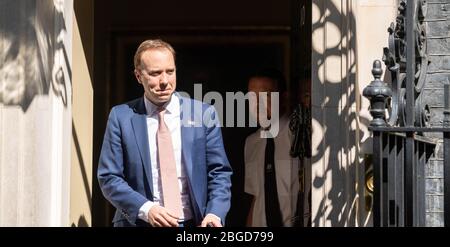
left=0, top=0, right=73, bottom=226
left=311, top=0, right=396, bottom=226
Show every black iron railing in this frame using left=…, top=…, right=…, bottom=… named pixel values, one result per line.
left=363, top=0, right=449, bottom=227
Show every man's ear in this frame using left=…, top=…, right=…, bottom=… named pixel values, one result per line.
left=134, top=69, right=142, bottom=84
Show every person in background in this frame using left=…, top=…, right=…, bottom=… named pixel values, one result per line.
left=244, top=69, right=300, bottom=227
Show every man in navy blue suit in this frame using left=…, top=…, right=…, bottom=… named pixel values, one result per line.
left=98, top=39, right=232, bottom=227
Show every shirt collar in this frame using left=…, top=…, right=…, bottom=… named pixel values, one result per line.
left=143, top=93, right=179, bottom=116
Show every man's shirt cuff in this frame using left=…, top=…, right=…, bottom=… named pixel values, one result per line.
left=138, top=201, right=159, bottom=223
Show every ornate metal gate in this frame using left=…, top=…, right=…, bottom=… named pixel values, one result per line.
left=363, top=0, right=449, bottom=226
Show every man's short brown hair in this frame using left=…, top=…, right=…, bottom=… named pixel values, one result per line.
left=133, top=39, right=176, bottom=69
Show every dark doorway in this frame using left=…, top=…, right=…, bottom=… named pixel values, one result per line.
left=109, top=31, right=289, bottom=227
left=92, top=0, right=312, bottom=227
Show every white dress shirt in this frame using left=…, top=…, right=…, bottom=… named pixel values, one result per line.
left=138, top=94, right=193, bottom=222
left=244, top=115, right=300, bottom=226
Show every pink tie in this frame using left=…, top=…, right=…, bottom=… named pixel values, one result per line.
left=157, top=108, right=182, bottom=218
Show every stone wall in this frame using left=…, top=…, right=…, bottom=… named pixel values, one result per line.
left=423, top=0, right=450, bottom=227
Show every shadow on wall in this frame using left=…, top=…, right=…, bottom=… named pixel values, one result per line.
left=72, top=119, right=93, bottom=214
left=71, top=215, right=89, bottom=227
left=0, top=0, right=70, bottom=111
left=311, top=1, right=371, bottom=226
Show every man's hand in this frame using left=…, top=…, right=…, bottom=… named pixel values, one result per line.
left=147, top=205, right=179, bottom=227
left=200, top=213, right=222, bottom=227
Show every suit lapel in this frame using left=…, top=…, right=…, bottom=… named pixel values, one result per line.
left=180, top=96, right=203, bottom=221
left=130, top=98, right=154, bottom=195
left=179, top=96, right=194, bottom=181
left=181, top=125, right=194, bottom=181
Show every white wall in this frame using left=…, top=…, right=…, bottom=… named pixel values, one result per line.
left=0, top=0, right=73, bottom=226
left=70, top=0, right=94, bottom=226
left=311, top=0, right=396, bottom=226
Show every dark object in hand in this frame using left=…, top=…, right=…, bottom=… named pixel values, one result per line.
left=289, top=104, right=311, bottom=159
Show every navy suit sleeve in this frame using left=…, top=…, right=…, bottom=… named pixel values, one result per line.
left=97, top=108, right=148, bottom=225
left=203, top=106, right=233, bottom=224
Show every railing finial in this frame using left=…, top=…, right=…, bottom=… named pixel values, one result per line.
left=363, top=60, right=392, bottom=127
left=372, top=60, right=383, bottom=80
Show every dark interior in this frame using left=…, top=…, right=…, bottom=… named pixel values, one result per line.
left=92, top=0, right=311, bottom=226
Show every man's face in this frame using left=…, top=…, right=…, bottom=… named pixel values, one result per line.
left=248, top=76, right=278, bottom=124
left=135, top=48, right=176, bottom=106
